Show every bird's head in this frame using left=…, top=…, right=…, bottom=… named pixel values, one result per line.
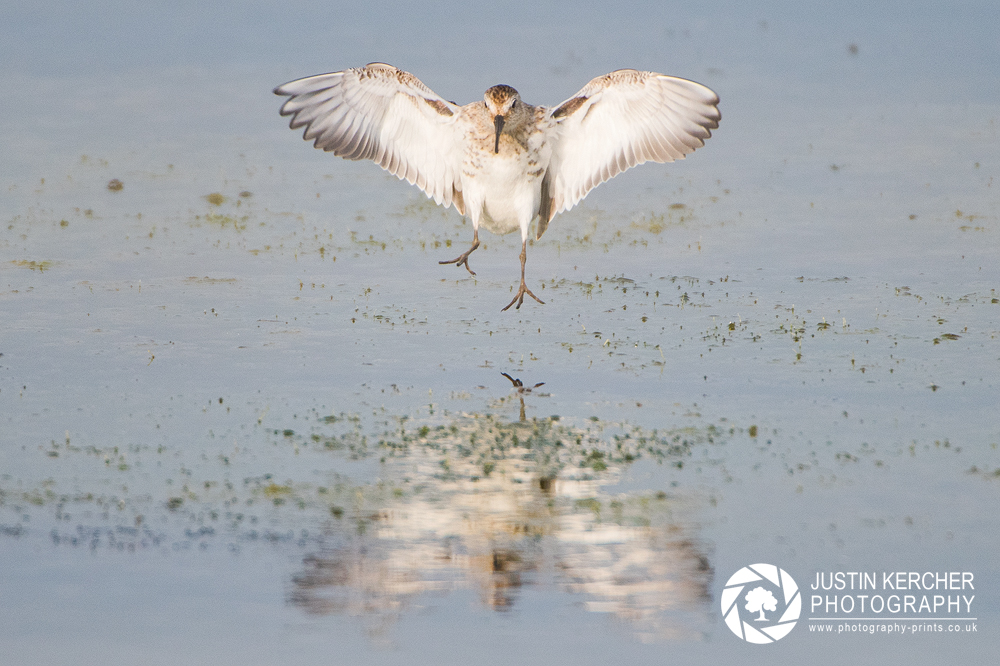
left=484, top=85, right=523, bottom=153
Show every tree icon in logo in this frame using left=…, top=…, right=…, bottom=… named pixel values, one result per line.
left=745, top=586, right=778, bottom=621
left=721, top=564, right=800, bottom=643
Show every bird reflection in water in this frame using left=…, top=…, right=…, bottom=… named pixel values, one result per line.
left=287, top=413, right=712, bottom=640
left=500, top=372, right=545, bottom=421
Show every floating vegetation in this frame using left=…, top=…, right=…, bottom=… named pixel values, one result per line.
left=202, top=213, right=247, bottom=230
left=183, top=276, right=237, bottom=284
left=279, top=412, right=724, bottom=484
left=107, top=179, right=124, bottom=191
left=0, top=414, right=725, bottom=638
left=8, top=259, right=54, bottom=271
left=0, top=413, right=736, bottom=552
left=205, top=192, right=227, bottom=205
left=967, top=465, right=1000, bottom=481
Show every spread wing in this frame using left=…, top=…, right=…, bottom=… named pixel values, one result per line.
left=274, top=63, right=466, bottom=213
left=541, top=69, right=720, bottom=225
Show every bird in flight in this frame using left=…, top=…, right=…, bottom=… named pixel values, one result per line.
left=274, top=63, right=720, bottom=311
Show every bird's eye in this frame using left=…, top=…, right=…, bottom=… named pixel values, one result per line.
left=511, top=100, right=517, bottom=109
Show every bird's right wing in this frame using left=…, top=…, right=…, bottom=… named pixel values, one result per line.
left=275, top=63, right=467, bottom=213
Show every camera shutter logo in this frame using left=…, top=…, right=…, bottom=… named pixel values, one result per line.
left=721, top=563, right=801, bottom=643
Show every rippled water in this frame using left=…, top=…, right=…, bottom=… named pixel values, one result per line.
left=1, top=1, right=998, bottom=664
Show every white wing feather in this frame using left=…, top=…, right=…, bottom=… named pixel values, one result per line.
left=545, top=70, right=720, bottom=219
left=274, top=63, right=467, bottom=213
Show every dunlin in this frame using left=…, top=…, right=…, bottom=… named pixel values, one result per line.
left=274, top=63, right=720, bottom=310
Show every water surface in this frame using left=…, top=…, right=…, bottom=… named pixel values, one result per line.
left=1, top=1, right=998, bottom=664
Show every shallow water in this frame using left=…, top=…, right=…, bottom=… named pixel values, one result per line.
left=1, top=1, right=998, bottom=664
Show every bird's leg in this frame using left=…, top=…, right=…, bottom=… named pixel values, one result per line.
left=501, top=239, right=544, bottom=311
left=439, top=227, right=479, bottom=276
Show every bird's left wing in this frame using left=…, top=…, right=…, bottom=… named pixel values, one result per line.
left=540, top=69, right=719, bottom=231
left=275, top=63, right=467, bottom=213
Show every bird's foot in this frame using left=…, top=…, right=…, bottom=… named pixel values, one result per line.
left=439, top=244, right=479, bottom=276
left=502, top=280, right=544, bottom=311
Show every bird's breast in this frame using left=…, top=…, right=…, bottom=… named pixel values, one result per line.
left=463, top=148, right=547, bottom=235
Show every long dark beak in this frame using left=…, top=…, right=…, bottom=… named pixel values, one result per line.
left=493, top=114, right=504, bottom=153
